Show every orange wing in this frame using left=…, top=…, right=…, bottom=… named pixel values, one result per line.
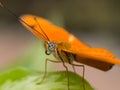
left=63, top=47, right=120, bottom=71
left=76, top=48, right=120, bottom=69
left=20, top=14, right=89, bottom=50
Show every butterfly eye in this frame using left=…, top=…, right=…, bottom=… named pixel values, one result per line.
left=45, top=42, right=56, bottom=55
left=48, top=42, right=56, bottom=52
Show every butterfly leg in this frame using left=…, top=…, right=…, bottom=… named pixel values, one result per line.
left=71, top=64, right=77, bottom=73
left=71, top=63, right=85, bottom=90
left=61, top=62, right=70, bottom=90
left=37, top=58, right=61, bottom=84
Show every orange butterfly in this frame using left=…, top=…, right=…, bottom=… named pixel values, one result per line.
left=1, top=2, right=120, bottom=90
left=20, top=15, right=120, bottom=71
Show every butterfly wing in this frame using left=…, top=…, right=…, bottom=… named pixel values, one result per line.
left=20, top=14, right=89, bottom=50
left=63, top=48, right=120, bottom=71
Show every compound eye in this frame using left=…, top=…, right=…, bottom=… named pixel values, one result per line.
left=48, top=42, right=56, bottom=52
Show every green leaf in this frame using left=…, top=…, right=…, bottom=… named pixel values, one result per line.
left=0, top=67, right=94, bottom=90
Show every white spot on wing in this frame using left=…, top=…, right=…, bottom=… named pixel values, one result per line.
left=69, top=35, right=75, bottom=42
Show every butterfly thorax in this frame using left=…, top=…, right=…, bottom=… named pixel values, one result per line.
left=46, top=41, right=75, bottom=64
left=56, top=49, right=75, bottom=64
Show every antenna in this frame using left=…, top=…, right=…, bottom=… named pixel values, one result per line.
left=0, top=2, right=49, bottom=41
left=0, top=2, right=19, bottom=20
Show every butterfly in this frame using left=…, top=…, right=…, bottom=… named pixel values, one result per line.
left=19, top=15, right=120, bottom=90
left=20, top=14, right=120, bottom=71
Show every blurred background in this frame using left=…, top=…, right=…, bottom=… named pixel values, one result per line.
left=0, top=0, right=120, bottom=90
